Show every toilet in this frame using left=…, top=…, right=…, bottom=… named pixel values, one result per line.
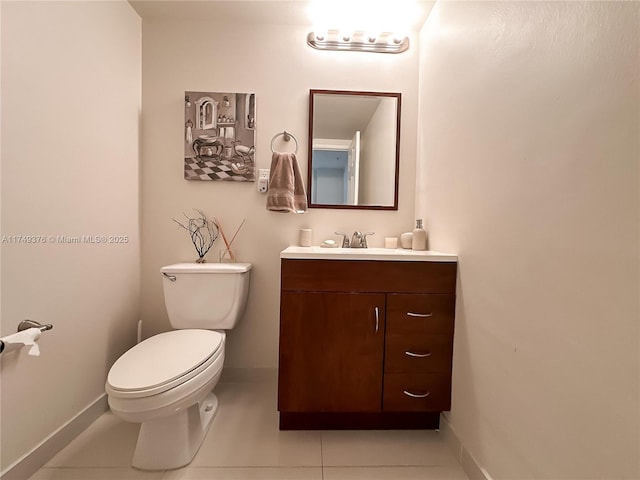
left=105, top=262, right=252, bottom=470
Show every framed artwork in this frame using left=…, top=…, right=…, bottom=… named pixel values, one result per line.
left=184, top=91, right=256, bottom=182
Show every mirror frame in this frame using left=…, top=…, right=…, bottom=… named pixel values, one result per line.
left=307, top=89, right=401, bottom=210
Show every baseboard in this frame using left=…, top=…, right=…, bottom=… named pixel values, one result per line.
left=439, top=413, right=494, bottom=480
left=1, top=394, right=108, bottom=480
left=439, top=412, right=463, bottom=461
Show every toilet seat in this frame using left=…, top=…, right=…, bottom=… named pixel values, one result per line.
left=106, top=330, right=224, bottom=399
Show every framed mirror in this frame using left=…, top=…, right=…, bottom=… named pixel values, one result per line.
left=308, top=89, right=401, bottom=210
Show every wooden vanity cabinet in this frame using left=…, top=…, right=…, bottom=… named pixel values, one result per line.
left=278, top=259, right=457, bottom=430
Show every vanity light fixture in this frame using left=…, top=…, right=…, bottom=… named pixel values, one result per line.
left=222, top=96, right=230, bottom=107
left=185, top=95, right=191, bottom=108
left=307, top=30, right=409, bottom=54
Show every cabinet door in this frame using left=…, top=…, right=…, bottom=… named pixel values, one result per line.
left=278, top=291, right=385, bottom=412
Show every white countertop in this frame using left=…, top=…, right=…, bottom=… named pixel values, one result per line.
left=280, top=246, right=458, bottom=262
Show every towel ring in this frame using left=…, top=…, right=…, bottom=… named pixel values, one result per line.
left=270, top=131, right=298, bottom=154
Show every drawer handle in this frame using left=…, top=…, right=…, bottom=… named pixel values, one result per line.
left=403, top=390, right=430, bottom=399
left=407, top=312, right=433, bottom=318
left=405, top=351, right=432, bottom=358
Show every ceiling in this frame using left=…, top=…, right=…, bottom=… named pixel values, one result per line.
left=129, top=1, right=435, bottom=30
left=314, top=95, right=382, bottom=140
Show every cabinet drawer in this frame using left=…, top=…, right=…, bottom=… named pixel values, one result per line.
left=383, top=373, right=451, bottom=412
left=281, top=259, right=457, bottom=293
left=387, top=294, right=455, bottom=335
left=384, top=334, right=453, bottom=373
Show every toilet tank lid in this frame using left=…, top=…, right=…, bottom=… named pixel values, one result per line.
left=161, top=263, right=252, bottom=274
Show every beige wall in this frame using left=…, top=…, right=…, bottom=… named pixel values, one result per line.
left=141, top=19, right=419, bottom=368
left=1, top=1, right=141, bottom=471
left=360, top=98, right=398, bottom=206
left=417, top=1, right=639, bottom=478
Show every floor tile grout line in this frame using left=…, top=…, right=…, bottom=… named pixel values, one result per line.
left=322, top=464, right=463, bottom=468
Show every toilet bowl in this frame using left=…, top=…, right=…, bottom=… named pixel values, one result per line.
left=105, top=263, right=251, bottom=470
left=106, top=330, right=225, bottom=423
left=106, top=330, right=225, bottom=470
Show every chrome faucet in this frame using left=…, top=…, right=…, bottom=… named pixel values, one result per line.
left=352, top=231, right=375, bottom=248
left=351, top=231, right=364, bottom=248
left=335, top=231, right=375, bottom=248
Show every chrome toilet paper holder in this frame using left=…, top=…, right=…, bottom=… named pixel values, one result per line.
left=0, top=319, right=53, bottom=354
left=18, top=319, right=53, bottom=333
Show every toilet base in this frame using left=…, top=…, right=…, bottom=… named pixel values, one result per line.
left=132, top=393, right=219, bottom=470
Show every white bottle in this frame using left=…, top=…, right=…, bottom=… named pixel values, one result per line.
left=412, top=219, right=427, bottom=251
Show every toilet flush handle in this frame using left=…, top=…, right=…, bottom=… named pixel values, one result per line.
left=162, top=272, right=176, bottom=282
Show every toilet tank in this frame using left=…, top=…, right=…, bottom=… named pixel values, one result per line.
left=160, top=263, right=252, bottom=329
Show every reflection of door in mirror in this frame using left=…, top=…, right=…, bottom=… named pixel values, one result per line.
left=308, top=90, right=401, bottom=210
left=348, top=131, right=361, bottom=205
left=311, top=146, right=349, bottom=204
left=311, top=132, right=361, bottom=206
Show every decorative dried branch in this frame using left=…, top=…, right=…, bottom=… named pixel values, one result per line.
left=173, top=209, right=219, bottom=263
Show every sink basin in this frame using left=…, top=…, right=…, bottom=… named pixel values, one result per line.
left=280, top=246, right=457, bottom=262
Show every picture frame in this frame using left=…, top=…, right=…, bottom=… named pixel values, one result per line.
left=184, top=91, right=256, bottom=182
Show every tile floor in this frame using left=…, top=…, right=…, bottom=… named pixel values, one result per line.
left=29, top=377, right=468, bottom=480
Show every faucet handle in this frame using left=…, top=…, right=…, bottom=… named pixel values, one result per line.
left=334, top=232, right=350, bottom=248
left=360, top=232, right=375, bottom=248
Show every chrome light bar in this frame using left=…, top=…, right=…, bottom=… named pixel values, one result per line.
left=307, top=30, right=409, bottom=54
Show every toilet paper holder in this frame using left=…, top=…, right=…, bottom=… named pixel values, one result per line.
left=0, top=319, right=53, bottom=354
left=18, top=319, right=53, bottom=333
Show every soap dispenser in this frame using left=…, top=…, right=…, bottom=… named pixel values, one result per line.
left=412, top=219, right=427, bottom=251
